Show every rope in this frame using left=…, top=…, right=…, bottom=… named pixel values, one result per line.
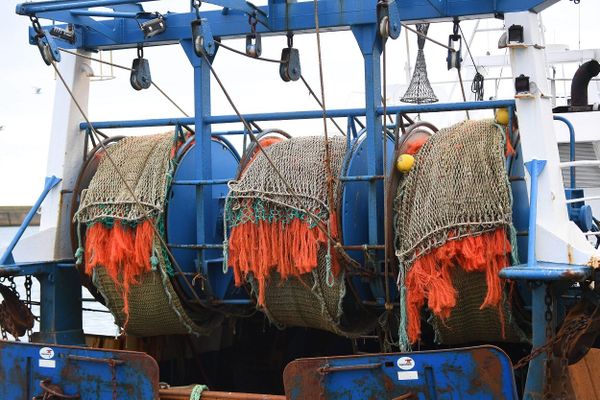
left=50, top=60, right=220, bottom=314
left=313, top=0, right=337, bottom=286
left=198, top=52, right=341, bottom=247
left=189, top=385, right=209, bottom=400
left=401, top=23, right=456, bottom=52
left=216, top=39, right=282, bottom=64
left=381, top=12, right=392, bottom=310
left=458, top=25, right=485, bottom=102
left=59, top=48, right=190, bottom=117
left=300, top=75, right=346, bottom=136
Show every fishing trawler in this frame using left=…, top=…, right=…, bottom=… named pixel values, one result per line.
left=2, top=0, right=600, bottom=399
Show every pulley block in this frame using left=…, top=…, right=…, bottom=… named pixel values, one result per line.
left=191, top=18, right=215, bottom=57
left=279, top=48, right=301, bottom=82
left=246, top=33, right=262, bottom=58
left=130, top=49, right=152, bottom=91
left=35, top=31, right=61, bottom=66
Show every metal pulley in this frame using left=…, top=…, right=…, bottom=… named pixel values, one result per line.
left=130, top=46, right=152, bottom=91
left=446, top=21, right=463, bottom=70
left=31, top=16, right=61, bottom=66
left=377, top=0, right=400, bottom=40
left=191, top=18, right=215, bottom=57
left=279, top=33, right=301, bottom=82
left=245, top=15, right=262, bottom=58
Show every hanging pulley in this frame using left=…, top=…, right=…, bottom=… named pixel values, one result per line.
left=191, top=18, right=215, bottom=57
left=280, top=33, right=301, bottom=82
left=446, top=20, right=463, bottom=70
left=30, top=16, right=61, bottom=66
left=377, top=0, right=400, bottom=40
left=245, top=15, right=262, bottom=58
left=130, top=46, right=152, bottom=91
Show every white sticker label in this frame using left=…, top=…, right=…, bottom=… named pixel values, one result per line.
left=397, top=371, right=419, bottom=381
left=39, top=359, right=56, bottom=369
left=39, top=347, right=55, bottom=360
left=397, top=356, right=415, bottom=370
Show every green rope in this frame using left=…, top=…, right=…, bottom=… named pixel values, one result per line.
left=189, top=384, right=209, bottom=400
left=397, top=266, right=411, bottom=352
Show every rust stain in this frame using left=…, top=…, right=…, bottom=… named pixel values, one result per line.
left=568, top=245, right=574, bottom=265
left=469, top=349, right=504, bottom=399
left=587, top=255, right=600, bottom=268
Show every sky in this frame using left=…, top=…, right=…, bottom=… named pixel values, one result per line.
left=1, top=0, right=599, bottom=205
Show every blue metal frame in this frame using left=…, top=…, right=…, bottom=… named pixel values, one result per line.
left=7, top=1, right=580, bottom=398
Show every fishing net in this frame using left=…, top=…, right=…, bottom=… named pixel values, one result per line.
left=394, top=120, right=525, bottom=348
left=74, top=132, right=219, bottom=337
left=225, top=136, right=375, bottom=336
left=401, top=24, right=438, bottom=104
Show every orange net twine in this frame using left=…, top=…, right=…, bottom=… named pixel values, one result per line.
left=228, top=212, right=340, bottom=306
left=405, top=228, right=511, bottom=344
left=84, top=220, right=156, bottom=320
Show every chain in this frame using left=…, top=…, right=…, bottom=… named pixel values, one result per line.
left=137, top=45, right=144, bottom=59
left=248, top=14, right=258, bottom=35
left=543, top=287, right=554, bottom=399
left=287, top=32, right=294, bottom=48
left=25, top=276, right=33, bottom=341
left=30, top=15, right=44, bottom=36
left=192, top=0, right=201, bottom=18
left=8, top=277, right=18, bottom=299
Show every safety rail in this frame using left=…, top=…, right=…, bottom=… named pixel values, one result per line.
left=80, top=100, right=516, bottom=131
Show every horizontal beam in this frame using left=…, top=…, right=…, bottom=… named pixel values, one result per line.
left=81, top=99, right=515, bottom=130
left=17, top=0, right=560, bottom=51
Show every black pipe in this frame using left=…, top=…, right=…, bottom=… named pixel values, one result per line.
left=571, top=60, right=600, bottom=107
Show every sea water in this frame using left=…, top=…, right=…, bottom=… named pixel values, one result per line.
left=0, top=227, right=118, bottom=338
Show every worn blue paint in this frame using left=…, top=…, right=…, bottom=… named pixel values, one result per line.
left=0, top=341, right=158, bottom=399
left=0, top=176, right=60, bottom=266
left=285, top=346, right=518, bottom=399
left=500, top=262, right=593, bottom=281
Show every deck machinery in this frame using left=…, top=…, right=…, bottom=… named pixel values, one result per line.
left=2, top=0, right=600, bottom=398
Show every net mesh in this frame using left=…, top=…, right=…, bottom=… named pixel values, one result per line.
left=394, top=120, right=525, bottom=347
left=226, top=136, right=375, bottom=336
left=401, top=24, right=438, bottom=104
left=74, top=132, right=219, bottom=337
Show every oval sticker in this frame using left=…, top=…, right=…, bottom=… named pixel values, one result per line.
left=39, top=347, right=55, bottom=360
left=397, top=356, right=415, bottom=370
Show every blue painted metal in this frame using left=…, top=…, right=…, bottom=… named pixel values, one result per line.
left=17, top=1, right=558, bottom=51
left=0, top=340, right=159, bottom=399
left=81, top=100, right=516, bottom=131
left=70, top=9, right=140, bottom=18
left=499, top=262, right=593, bottom=281
left=166, top=138, right=242, bottom=302
left=524, top=160, right=546, bottom=269
left=565, top=188, right=594, bottom=232
left=553, top=115, right=576, bottom=188
left=283, top=346, right=518, bottom=399
left=0, top=176, right=60, bottom=266
left=340, top=131, right=395, bottom=303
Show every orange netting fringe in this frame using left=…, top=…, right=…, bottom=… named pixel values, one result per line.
left=228, top=213, right=341, bottom=306
left=505, top=127, right=516, bottom=157
left=84, top=219, right=155, bottom=322
left=405, top=227, right=510, bottom=344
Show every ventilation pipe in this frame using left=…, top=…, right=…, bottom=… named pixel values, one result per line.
left=571, top=60, right=600, bottom=107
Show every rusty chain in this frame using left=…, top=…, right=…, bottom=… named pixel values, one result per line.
left=25, top=275, right=34, bottom=341
left=543, top=287, right=554, bottom=399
